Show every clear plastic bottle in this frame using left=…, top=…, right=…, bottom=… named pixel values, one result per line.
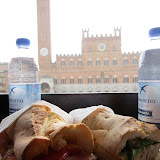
left=8, top=38, right=41, bottom=114
left=138, top=27, right=160, bottom=129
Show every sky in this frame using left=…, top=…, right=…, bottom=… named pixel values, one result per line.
left=0, top=0, right=160, bottom=63
left=0, top=0, right=38, bottom=62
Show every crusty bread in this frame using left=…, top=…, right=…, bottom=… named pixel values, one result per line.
left=82, top=108, right=160, bottom=160
left=0, top=103, right=94, bottom=160
left=0, top=130, right=13, bottom=157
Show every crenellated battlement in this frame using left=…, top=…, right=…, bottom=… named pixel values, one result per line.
left=122, top=51, right=142, bottom=55
left=56, top=53, right=82, bottom=57
left=82, top=27, right=121, bottom=39
left=89, top=33, right=113, bottom=38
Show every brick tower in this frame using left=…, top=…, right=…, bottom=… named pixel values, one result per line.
left=37, top=0, right=52, bottom=68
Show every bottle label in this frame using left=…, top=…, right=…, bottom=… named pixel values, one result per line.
left=138, top=81, right=160, bottom=125
left=8, top=83, right=41, bottom=114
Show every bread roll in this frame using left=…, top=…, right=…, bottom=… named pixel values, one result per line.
left=0, top=103, right=94, bottom=160
left=82, top=108, right=160, bottom=160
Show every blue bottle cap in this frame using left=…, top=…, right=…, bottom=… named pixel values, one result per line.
left=16, top=38, right=30, bottom=48
left=149, top=27, right=160, bottom=38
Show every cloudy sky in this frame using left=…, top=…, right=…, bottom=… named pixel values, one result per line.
left=0, top=0, right=160, bottom=62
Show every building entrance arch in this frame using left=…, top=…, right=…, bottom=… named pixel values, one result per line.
left=41, top=82, right=50, bottom=93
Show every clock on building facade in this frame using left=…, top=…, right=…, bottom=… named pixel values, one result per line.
left=40, top=48, right=48, bottom=56
left=98, top=43, right=106, bottom=51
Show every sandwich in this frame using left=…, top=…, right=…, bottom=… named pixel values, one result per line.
left=82, top=108, right=160, bottom=160
left=0, top=102, right=95, bottom=160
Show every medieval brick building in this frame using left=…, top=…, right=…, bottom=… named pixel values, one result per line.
left=0, top=63, right=8, bottom=93
left=36, top=0, right=140, bottom=94
left=0, top=0, right=141, bottom=94
left=0, top=27, right=140, bottom=94
left=39, top=28, right=140, bottom=93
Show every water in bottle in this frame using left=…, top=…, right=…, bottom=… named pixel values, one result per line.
left=8, top=38, right=41, bottom=114
left=138, top=27, right=160, bottom=129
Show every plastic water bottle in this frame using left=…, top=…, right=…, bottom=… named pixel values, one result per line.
left=8, top=38, right=41, bottom=114
left=138, top=27, right=160, bottom=129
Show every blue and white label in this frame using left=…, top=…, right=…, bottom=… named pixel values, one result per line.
left=8, top=83, right=41, bottom=114
left=138, top=81, right=160, bottom=124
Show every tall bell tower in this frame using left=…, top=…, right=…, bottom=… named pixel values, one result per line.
left=37, top=0, right=52, bottom=67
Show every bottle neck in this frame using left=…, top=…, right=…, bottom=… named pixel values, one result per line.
left=18, top=45, right=30, bottom=49
left=148, top=36, right=160, bottom=50
left=16, top=47, right=32, bottom=58
left=150, top=35, right=160, bottom=40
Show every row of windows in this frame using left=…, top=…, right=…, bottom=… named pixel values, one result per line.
left=54, top=75, right=138, bottom=84
left=61, top=58, right=138, bottom=67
